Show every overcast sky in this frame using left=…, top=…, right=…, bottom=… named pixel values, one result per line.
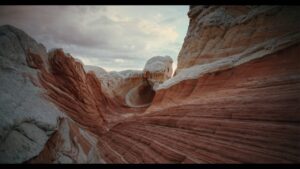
left=0, top=5, right=189, bottom=72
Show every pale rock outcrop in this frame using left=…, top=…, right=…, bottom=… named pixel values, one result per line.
left=0, top=25, right=113, bottom=164
left=143, top=56, right=173, bottom=82
left=0, top=25, right=62, bottom=163
left=27, top=118, right=105, bottom=163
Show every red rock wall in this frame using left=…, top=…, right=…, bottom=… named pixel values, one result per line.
left=38, top=49, right=109, bottom=135
left=176, top=6, right=300, bottom=73
left=28, top=49, right=147, bottom=136
left=95, top=43, right=300, bottom=163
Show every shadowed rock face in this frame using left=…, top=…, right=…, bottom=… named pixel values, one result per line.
left=1, top=5, right=300, bottom=164
left=126, top=79, right=155, bottom=107
left=0, top=25, right=62, bottom=163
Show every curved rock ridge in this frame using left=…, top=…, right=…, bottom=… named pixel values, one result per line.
left=156, top=31, right=300, bottom=90
left=36, top=48, right=152, bottom=135
left=95, top=41, right=300, bottom=164
left=38, top=49, right=110, bottom=135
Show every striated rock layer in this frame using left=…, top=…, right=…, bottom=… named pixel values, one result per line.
left=176, top=6, right=300, bottom=73
left=1, top=5, right=300, bottom=164
left=91, top=6, right=300, bottom=163
left=111, top=43, right=299, bottom=163
left=34, top=49, right=152, bottom=135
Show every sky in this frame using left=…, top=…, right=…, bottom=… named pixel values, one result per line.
left=0, top=5, right=189, bottom=72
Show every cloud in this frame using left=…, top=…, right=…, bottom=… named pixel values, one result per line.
left=0, top=5, right=189, bottom=72
left=114, top=58, right=125, bottom=63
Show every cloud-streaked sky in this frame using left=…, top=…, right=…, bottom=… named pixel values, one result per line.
left=0, top=5, right=189, bottom=71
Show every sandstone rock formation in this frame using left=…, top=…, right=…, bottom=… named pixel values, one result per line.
left=1, top=5, right=300, bottom=164
left=0, top=25, right=63, bottom=163
left=143, top=56, right=173, bottom=84
left=27, top=118, right=104, bottom=163
left=83, top=56, right=173, bottom=108
left=176, top=6, right=300, bottom=73
left=0, top=25, right=172, bottom=163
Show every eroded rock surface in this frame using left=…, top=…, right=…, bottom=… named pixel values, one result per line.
left=1, top=5, right=300, bottom=164
left=27, top=118, right=104, bottom=163
left=0, top=25, right=62, bottom=163
left=176, top=6, right=300, bottom=73
left=143, top=56, right=173, bottom=83
left=94, top=6, right=300, bottom=163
